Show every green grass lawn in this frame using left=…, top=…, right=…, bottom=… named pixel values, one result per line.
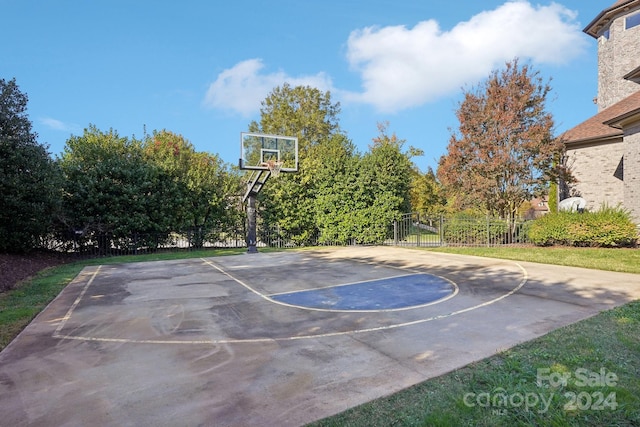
left=1, top=245, right=639, bottom=426
left=425, top=246, right=640, bottom=275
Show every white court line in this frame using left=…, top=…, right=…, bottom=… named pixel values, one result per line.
left=268, top=274, right=459, bottom=313
left=203, top=258, right=459, bottom=313
left=269, top=272, right=444, bottom=296
left=52, top=258, right=528, bottom=345
left=53, top=266, right=102, bottom=338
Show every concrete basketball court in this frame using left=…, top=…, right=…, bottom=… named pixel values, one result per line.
left=1, top=246, right=640, bottom=426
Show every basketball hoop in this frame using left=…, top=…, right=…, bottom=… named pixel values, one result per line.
left=263, top=159, right=284, bottom=177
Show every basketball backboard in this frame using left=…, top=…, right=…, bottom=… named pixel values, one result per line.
left=240, top=132, right=298, bottom=172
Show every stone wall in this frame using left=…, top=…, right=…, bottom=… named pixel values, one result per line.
left=566, top=140, right=625, bottom=211
left=624, top=122, right=640, bottom=224
left=597, top=10, right=640, bottom=111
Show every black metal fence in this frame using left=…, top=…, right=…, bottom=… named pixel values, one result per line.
left=389, top=213, right=532, bottom=247
left=41, top=213, right=532, bottom=257
left=41, top=224, right=341, bottom=257
left=41, top=227, right=247, bottom=258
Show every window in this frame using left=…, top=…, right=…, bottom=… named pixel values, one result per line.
left=614, top=156, right=624, bottom=181
left=626, top=12, right=640, bottom=30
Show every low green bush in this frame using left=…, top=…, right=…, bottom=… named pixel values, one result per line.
left=528, top=205, right=638, bottom=247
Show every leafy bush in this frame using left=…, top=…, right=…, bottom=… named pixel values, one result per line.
left=528, top=206, right=638, bottom=247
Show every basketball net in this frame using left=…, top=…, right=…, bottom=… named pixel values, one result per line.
left=264, top=159, right=283, bottom=177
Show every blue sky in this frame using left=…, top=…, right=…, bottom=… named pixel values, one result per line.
left=3, top=0, right=607, bottom=172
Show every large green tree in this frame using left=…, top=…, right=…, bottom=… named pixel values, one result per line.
left=249, top=83, right=341, bottom=155
left=354, top=122, right=416, bottom=243
left=313, top=133, right=361, bottom=244
left=248, top=84, right=343, bottom=244
left=58, top=125, right=178, bottom=253
left=247, top=85, right=420, bottom=245
left=409, top=167, right=446, bottom=217
left=143, top=130, right=243, bottom=247
left=314, top=123, right=418, bottom=244
left=0, top=78, right=62, bottom=252
left=437, top=59, right=570, bottom=219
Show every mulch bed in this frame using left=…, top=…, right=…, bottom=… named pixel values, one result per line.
left=0, top=251, right=72, bottom=293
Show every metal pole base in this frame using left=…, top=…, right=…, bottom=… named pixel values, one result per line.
left=246, top=194, right=258, bottom=254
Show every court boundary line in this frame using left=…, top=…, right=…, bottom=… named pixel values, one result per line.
left=203, top=258, right=462, bottom=313
left=269, top=272, right=445, bottom=295
left=265, top=272, right=459, bottom=313
left=51, top=257, right=528, bottom=345
left=53, top=265, right=102, bottom=339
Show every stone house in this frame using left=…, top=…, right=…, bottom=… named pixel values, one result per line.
left=562, top=0, right=640, bottom=224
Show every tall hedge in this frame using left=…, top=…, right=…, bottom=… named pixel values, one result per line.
left=0, top=78, right=62, bottom=252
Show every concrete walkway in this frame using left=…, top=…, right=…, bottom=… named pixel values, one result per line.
left=1, top=246, right=639, bottom=426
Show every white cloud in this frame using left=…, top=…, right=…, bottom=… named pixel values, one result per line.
left=203, top=58, right=334, bottom=116
left=344, top=1, right=588, bottom=112
left=204, top=2, right=587, bottom=116
left=40, top=117, right=77, bottom=132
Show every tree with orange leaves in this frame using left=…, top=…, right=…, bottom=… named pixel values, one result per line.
left=437, top=59, right=571, bottom=219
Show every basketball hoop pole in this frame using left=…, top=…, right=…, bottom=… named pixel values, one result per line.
left=246, top=194, right=258, bottom=253
left=240, top=132, right=298, bottom=253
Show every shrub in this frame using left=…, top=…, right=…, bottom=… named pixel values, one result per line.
left=528, top=206, right=638, bottom=247
left=528, top=212, right=575, bottom=246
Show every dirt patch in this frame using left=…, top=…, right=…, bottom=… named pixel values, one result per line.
left=0, top=251, right=72, bottom=293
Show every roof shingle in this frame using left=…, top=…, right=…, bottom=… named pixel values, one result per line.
left=562, top=91, right=640, bottom=143
left=584, top=0, right=640, bottom=38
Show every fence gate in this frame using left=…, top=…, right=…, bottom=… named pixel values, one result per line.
left=391, top=213, right=530, bottom=247
left=391, top=213, right=442, bottom=247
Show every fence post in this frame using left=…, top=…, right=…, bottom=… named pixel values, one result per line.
left=486, top=215, right=490, bottom=247
left=394, top=220, right=398, bottom=246
left=439, top=215, right=444, bottom=247
left=277, top=224, right=282, bottom=248
left=509, top=214, right=515, bottom=244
